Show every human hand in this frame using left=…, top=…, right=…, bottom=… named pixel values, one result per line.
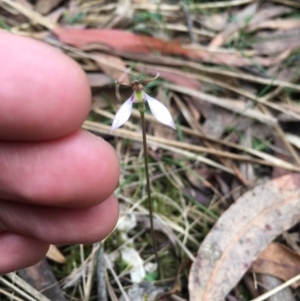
left=0, top=31, right=119, bottom=274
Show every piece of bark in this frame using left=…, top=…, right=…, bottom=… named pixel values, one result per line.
left=18, top=258, right=67, bottom=301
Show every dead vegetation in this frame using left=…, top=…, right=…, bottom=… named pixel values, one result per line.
left=1, top=0, right=300, bottom=300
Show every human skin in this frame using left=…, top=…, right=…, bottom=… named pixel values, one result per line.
left=0, top=30, right=120, bottom=274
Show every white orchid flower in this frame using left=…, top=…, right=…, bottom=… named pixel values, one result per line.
left=111, top=76, right=176, bottom=133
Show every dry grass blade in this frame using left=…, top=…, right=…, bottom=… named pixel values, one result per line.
left=46, top=35, right=300, bottom=89
left=83, top=121, right=234, bottom=173
left=286, top=133, right=300, bottom=150
left=250, top=274, right=300, bottom=301
left=0, top=273, right=52, bottom=301
left=181, top=61, right=300, bottom=91
left=82, top=244, right=98, bottom=301
left=87, top=111, right=300, bottom=172
left=0, top=288, right=25, bottom=301
left=104, top=254, right=130, bottom=301
left=0, top=0, right=56, bottom=29
left=133, top=0, right=256, bottom=10
left=270, top=0, right=300, bottom=8
left=163, top=83, right=277, bottom=125
left=134, top=63, right=300, bottom=120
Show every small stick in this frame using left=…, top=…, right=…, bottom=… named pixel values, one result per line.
left=97, top=243, right=107, bottom=301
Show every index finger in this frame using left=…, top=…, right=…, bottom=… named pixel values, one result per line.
left=0, top=30, right=91, bottom=141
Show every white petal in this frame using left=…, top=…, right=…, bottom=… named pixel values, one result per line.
left=110, top=95, right=133, bottom=133
left=146, top=93, right=176, bottom=129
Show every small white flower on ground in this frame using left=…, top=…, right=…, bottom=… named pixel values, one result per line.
left=111, top=91, right=176, bottom=133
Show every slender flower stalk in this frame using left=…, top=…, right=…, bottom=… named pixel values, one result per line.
left=138, top=101, right=160, bottom=273
left=111, top=75, right=176, bottom=277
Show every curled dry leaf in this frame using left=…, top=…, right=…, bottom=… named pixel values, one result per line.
left=189, top=173, right=300, bottom=301
left=251, top=242, right=300, bottom=288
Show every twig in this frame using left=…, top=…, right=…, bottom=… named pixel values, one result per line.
left=97, top=243, right=107, bottom=301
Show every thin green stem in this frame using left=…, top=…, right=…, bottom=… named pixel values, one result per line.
left=138, top=102, right=160, bottom=276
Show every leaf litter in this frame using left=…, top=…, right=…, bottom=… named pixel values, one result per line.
left=189, top=173, right=300, bottom=301
left=251, top=242, right=300, bottom=288
left=2, top=0, right=300, bottom=301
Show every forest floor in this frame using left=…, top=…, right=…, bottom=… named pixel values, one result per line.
left=1, top=0, right=300, bottom=300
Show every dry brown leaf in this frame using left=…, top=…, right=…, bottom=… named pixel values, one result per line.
left=93, top=53, right=130, bottom=84
left=46, top=245, right=66, bottom=264
left=54, top=28, right=287, bottom=67
left=251, top=242, right=300, bottom=288
left=189, top=173, right=300, bottom=301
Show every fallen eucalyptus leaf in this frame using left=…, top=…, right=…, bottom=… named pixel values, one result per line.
left=189, top=173, right=300, bottom=301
